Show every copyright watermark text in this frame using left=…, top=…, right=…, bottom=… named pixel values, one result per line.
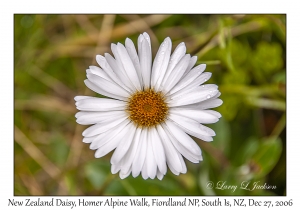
left=206, top=181, right=276, bottom=193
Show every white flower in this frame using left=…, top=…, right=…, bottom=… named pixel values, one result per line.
left=75, top=32, right=222, bottom=180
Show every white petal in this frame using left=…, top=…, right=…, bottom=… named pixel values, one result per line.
left=169, top=113, right=215, bottom=137
left=120, top=127, right=142, bottom=175
left=182, top=98, right=223, bottom=110
left=75, top=97, right=126, bottom=111
left=74, top=96, right=93, bottom=102
left=164, top=120, right=202, bottom=156
left=132, top=128, right=147, bottom=177
left=96, top=55, right=131, bottom=93
left=110, top=123, right=136, bottom=165
left=156, top=125, right=182, bottom=173
left=82, top=114, right=127, bottom=137
left=111, top=44, right=137, bottom=91
left=168, top=164, right=179, bottom=175
left=111, top=163, right=121, bottom=174
left=168, top=72, right=212, bottom=100
left=213, top=91, right=221, bottom=98
left=151, top=128, right=167, bottom=175
left=159, top=42, right=186, bottom=91
left=205, top=110, right=222, bottom=118
left=87, top=73, right=130, bottom=98
left=146, top=136, right=157, bottom=179
left=84, top=80, right=127, bottom=101
left=125, top=38, right=143, bottom=86
left=89, top=120, right=129, bottom=150
left=168, top=85, right=219, bottom=107
left=119, top=167, right=131, bottom=179
left=104, top=53, right=135, bottom=92
left=182, top=55, right=198, bottom=77
left=162, top=123, right=201, bottom=163
left=76, top=111, right=124, bottom=125
left=168, top=114, right=214, bottom=143
left=141, top=158, right=149, bottom=180
left=177, top=151, right=187, bottom=173
left=94, top=122, right=132, bottom=158
left=156, top=169, right=164, bottom=180
left=169, top=108, right=219, bottom=124
left=169, top=64, right=207, bottom=95
left=151, top=37, right=172, bottom=90
left=162, top=54, right=191, bottom=93
left=142, top=32, right=151, bottom=46
left=117, top=43, right=141, bottom=91
left=82, top=135, right=97, bottom=143
left=138, top=37, right=152, bottom=89
left=87, top=66, right=111, bottom=81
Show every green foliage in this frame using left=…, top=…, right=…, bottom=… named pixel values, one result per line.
left=14, top=14, right=286, bottom=195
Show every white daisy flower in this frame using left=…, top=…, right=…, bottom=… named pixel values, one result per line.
left=75, top=32, right=223, bottom=180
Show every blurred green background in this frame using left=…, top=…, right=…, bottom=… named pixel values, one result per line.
left=14, top=14, right=286, bottom=195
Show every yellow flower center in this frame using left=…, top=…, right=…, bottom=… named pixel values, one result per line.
left=127, top=89, right=169, bottom=127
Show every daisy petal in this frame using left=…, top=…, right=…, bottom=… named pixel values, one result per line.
left=111, top=163, right=121, bottom=174
left=125, top=38, right=143, bottom=86
left=84, top=80, right=127, bottom=101
left=182, top=98, right=223, bottom=110
left=74, top=96, right=93, bottom=101
left=96, top=55, right=131, bottom=93
left=151, top=37, right=172, bottom=90
left=82, top=115, right=127, bottom=137
left=159, top=42, right=186, bottom=91
left=164, top=120, right=202, bottom=157
left=205, top=110, right=222, bottom=118
left=119, top=167, right=131, bottom=179
left=163, top=123, right=201, bottom=163
left=168, top=72, right=212, bottom=99
left=132, top=129, right=147, bottom=177
left=110, top=123, right=136, bottom=165
left=75, top=97, right=126, bottom=111
left=82, top=135, right=96, bottom=143
left=156, top=125, right=182, bottom=173
left=141, top=158, right=149, bottom=180
left=156, top=169, right=164, bottom=180
left=87, top=66, right=111, bottom=81
left=138, top=36, right=152, bottom=89
left=169, top=114, right=215, bottom=141
left=121, top=127, right=142, bottom=175
left=182, top=56, right=198, bottom=77
left=162, top=54, right=191, bottom=93
left=76, top=111, right=124, bottom=125
left=168, top=164, right=180, bottom=175
left=151, top=128, right=167, bottom=175
left=104, top=53, right=135, bottom=92
left=177, top=151, right=188, bottom=173
left=94, top=122, right=132, bottom=158
left=117, top=43, right=142, bottom=91
left=111, top=44, right=137, bottom=91
left=169, top=108, right=219, bottom=124
left=89, top=119, right=129, bottom=150
left=146, top=136, right=157, bottom=179
left=87, top=73, right=130, bottom=98
left=169, top=64, right=207, bottom=95
left=168, top=85, right=219, bottom=107
left=142, top=32, right=151, bottom=46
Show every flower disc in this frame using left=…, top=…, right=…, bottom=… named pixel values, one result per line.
left=127, top=89, right=168, bottom=127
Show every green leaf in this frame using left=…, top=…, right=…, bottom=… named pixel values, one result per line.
left=252, top=42, right=283, bottom=74
left=84, top=160, right=110, bottom=190
left=49, top=134, right=69, bottom=167
left=210, top=118, right=231, bottom=156
left=250, top=136, right=282, bottom=179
